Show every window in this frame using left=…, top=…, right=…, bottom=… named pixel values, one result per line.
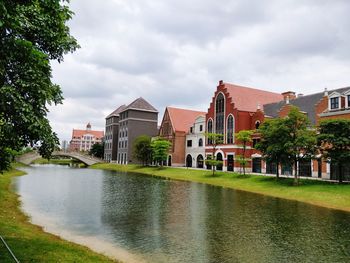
left=190, top=127, right=193, bottom=133
left=207, top=119, right=213, bottom=144
left=187, top=140, right=192, bottom=147
left=330, top=97, right=339, bottom=109
left=255, top=121, right=261, bottom=129
left=227, top=115, right=234, bottom=144
left=348, top=95, right=350, bottom=108
left=198, top=138, right=203, bottom=147
left=252, top=138, right=260, bottom=148
left=215, top=93, right=225, bottom=135
left=200, top=125, right=203, bottom=132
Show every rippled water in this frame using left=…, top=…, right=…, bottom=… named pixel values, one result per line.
left=15, top=165, right=350, bottom=263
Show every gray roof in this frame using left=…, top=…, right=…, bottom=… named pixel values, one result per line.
left=263, top=87, right=350, bottom=125
left=123, top=97, right=158, bottom=112
left=106, top=104, right=126, bottom=119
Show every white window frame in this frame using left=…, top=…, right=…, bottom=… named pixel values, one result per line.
left=328, top=92, right=342, bottom=110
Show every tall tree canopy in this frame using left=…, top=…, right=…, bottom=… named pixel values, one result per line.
left=151, top=138, right=171, bottom=166
left=133, top=135, right=152, bottom=165
left=317, top=119, right=350, bottom=183
left=0, top=0, right=79, bottom=171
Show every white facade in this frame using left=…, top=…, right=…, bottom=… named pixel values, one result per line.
left=185, top=116, right=206, bottom=168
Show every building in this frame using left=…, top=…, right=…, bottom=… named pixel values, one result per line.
left=70, top=123, right=104, bottom=152
left=205, top=80, right=284, bottom=172
left=159, top=107, right=206, bottom=167
left=185, top=115, right=206, bottom=168
left=104, top=105, right=126, bottom=162
left=264, top=86, right=350, bottom=181
left=116, top=97, right=158, bottom=164
left=61, top=140, right=69, bottom=152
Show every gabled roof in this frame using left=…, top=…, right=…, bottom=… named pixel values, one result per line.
left=167, top=107, right=206, bottom=132
left=72, top=129, right=104, bottom=139
left=263, top=86, right=350, bottom=125
left=123, top=97, right=158, bottom=112
left=106, top=104, right=126, bottom=119
left=223, top=83, right=284, bottom=112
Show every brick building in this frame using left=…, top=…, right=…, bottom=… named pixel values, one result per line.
left=159, top=107, right=206, bottom=167
left=205, top=80, right=283, bottom=172
left=264, top=86, right=350, bottom=180
left=70, top=123, right=104, bottom=152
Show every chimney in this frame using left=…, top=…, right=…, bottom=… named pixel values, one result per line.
left=324, top=87, right=328, bottom=96
left=282, top=91, right=296, bottom=102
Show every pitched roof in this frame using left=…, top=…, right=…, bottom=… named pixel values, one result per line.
left=72, top=129, right=104, bottom=139
left=223, top=83, right=284, bottom=112
left=263, top=86, right=350, bottom=125
left=106, top=104, right=126, bottom=118
left=167, top=107, right=206, bottom=132
left=123, top=97, right=158, bottom=112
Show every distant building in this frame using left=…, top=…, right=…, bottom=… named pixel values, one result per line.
left=159, top=107, right=206, bottom=167
left=104, top=105, right=126, bottom=162
left=116, top=97, right=158, bottom=164
left=185, top=115, right=206, bottom=168
left=61, top=140, right=69, bottom=152
left=70, top=123, right=104, bottom=152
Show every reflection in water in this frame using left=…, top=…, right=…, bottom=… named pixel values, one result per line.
left=15, top=165, right=350, bottom=263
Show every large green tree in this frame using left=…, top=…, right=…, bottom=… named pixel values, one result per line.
left=89, top=143, right=104, bottom=159
left=151, top=138, right=171, bottom=166
left=133, top=135, right=152, bottom=165
left=317, top=119, right=350, bottom=183
left=0, top=0, right=79, bottom=171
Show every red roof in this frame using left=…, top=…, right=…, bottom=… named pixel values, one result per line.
left=167, top=107, right=206, bottom=132
left=223, top=83, right=284, bottom=112
left=72, top=129, right=104, bottom=139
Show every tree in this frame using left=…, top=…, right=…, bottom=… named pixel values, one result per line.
left=205, top=133, right=223, bottom=176
left=255, top=118, right=290, bottom=179
left=283, top=107, right=316, bottom=185
left=235, top=130, right=253, bottom=175
left=317, top=119, right=350, bottom=183
left=0, top=1, right=79, bottom=171
left=89, top=143, right=104, bottom=159
left=256, top=106, right=316, bottom=184
left=151, top=138, right=171, bottom=166
left=133, top=135, right=152, bottom=165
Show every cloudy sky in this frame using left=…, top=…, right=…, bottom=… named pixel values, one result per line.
left=49, top=0, right=350, bottom=142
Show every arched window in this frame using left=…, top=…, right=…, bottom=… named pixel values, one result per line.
left=207, top=119, right=213, bottom=144
left=215, top=93, right=225, bottom=135
left=255, top=120, right=261, bottom=129
left=227, top=115, right=234, bottom=144
left=198, top=138, right=203, bottom=147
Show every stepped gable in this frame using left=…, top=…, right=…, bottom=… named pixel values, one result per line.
left=222, top=83, right=283, bottom=112
left=167, top=107, right=206, bottom=132
left=106, top=104, right=126, bottom=118
left=123, top=97, right=158, bottom=112
left=263, top=87, right=350, bottom=125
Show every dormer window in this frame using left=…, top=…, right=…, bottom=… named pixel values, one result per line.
left=330, top=97, right=339, bottom=110
left=328, top=92, right=342, bottom=110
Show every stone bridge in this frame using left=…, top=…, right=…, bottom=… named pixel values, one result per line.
left=16, top=151, right=102, bottom=166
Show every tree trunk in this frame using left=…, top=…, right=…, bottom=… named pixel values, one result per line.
left=276, top=162, right=279, bottom=179
left=338, top=163, right=343, bottom=184
left=243, top=143, right=246, bottom=175
left=294, top=159, right=299, bottom=185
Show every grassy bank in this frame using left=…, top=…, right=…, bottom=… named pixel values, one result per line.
left=0, top=164, right=116, bottom=262
left=91, top=163, right=350, bottom=213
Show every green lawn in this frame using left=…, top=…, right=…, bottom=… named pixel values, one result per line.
left=91, top=163, right=350, bottom=212
left=0, top=164, right=116, bottom=263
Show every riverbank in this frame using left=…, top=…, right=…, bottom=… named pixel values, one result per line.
left=0, top=164, right=117, bottom=262
left=91, top=163, right=350, bottom=212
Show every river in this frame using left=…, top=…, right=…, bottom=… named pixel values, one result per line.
left=14, top=164, right=350, bottom=263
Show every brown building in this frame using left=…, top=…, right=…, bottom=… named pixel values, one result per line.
left=117, top=97, right=158, bottom=164
left=159, top=107, right=206, bottom=166
left=70, top=123, right=104, bottom=152
left=104, top=105, right=126, bottom=162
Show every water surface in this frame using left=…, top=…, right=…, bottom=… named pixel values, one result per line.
left=15, top=165, right=350, bottom=262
